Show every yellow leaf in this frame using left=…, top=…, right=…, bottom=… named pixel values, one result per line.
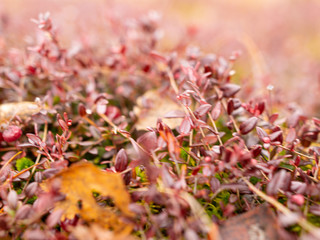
left=0, top=101, right=42, bottom=124
left=71, top=224, right=137, bottom=240
left=44, top=162, right=134, bottom=234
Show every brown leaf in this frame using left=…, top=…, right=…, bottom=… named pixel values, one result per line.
left=133, top=90, right=183, bottom=130
left=0, top=101, right=42, bottom=124
left=43, top=162, right=134, bottom=234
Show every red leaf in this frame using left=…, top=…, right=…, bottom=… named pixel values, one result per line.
left=266, top=170, right=291, bottom=196
left=195, top=104, right=212, bottom=117
left=269, top=113, right=279, bottom=124
left=256, top=127, right=268, bottom=141
left=287, top=113, right=300, bottom=128
left=180, top=116, right=191, bottom=134
left=269, top=131, right=283, bottom=144
left=211, top=102, right=222, bottom=121
left=227, top=99, right=234, bottom=115
left=137, top=131, right=158, bottom=152
left=239, top=117, right=258, bottom=135
left=220, top=83, right=241, bottom=98
left=115, top=149, right=128, bottom=172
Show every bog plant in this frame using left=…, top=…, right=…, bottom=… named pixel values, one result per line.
left=0, top=11, right=319, bottom=240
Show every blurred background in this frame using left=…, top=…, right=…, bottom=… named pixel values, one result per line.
left=0, top=0, right=319, bottom=115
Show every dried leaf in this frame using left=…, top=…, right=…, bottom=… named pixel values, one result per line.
left=0, top=101, right=42, bottom=124
left=43, top=162, right=134, bottom=234
left=133, top=90, right=183, bottom=130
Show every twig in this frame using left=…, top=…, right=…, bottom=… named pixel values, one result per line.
left=0, top=151, right=22, bottom=173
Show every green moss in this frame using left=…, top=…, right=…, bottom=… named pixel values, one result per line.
left=16, top=157, right=34, bottom=171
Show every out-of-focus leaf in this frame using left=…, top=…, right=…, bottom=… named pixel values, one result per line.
left=158, top=121, right=180, bottom=160
left=219, top=205, right=283, bottom=240
left=239, top=117, right=258, bottom=135
left=220, top=83, right=241, bottom=98
left=180, top=116, right=191, bottom=134
left=194, top=103, right=212, bottom=117
left=286, top=128, right=296, bottom=143
left=266, top=170, right=291, bottom=196
left=137, top=131, right=158, bottom=152
left=133, top=90, right=183, bottom=130
left=0, top=101, right=42, bottom=124
left=256, top=127, right=268, bottom=141
left=43, top=162, right=134, bottom=234
left=211, top=102, right=222, bottom=121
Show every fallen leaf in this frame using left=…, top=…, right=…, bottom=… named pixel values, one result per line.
left=43, top=162, right=134, bottom=234
left=133, top=90, right=184, bottom=130
left=72, top=224, right=137, bottom=240
left=0, top=101, right=42, bottom=125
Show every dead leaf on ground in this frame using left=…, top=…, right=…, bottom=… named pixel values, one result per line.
left=0, top=101, right=42, bottom=125
left=43, top=162, right=134, bottom=234
left=71, top=224, right=137, bottom=240
left=133, top=90, right=184, bottom=130
left=218, top=205, right=283, bottom=240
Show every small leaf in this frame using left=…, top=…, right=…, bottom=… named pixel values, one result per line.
left=256, top=127, right=268, bottom=141
left=137, top=131, right=158, bottom=152
left=180, top=116, right=191, bottom=134
left=195, top=104, right=212, bottom=117
left=220, top=83, right=241, bottom=98
left=211, top=102, right=222, bottom=121
left=266, top=170, right=291, bottom=196
left=227, top=99, right=234, bottom=115
left=115, top=149, right=128, bottom=172
left=239, top=117, right=258, bottom=135
left=286, top=128, right=296, bottom=143
left=269, top=113, right=279, bottom=124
